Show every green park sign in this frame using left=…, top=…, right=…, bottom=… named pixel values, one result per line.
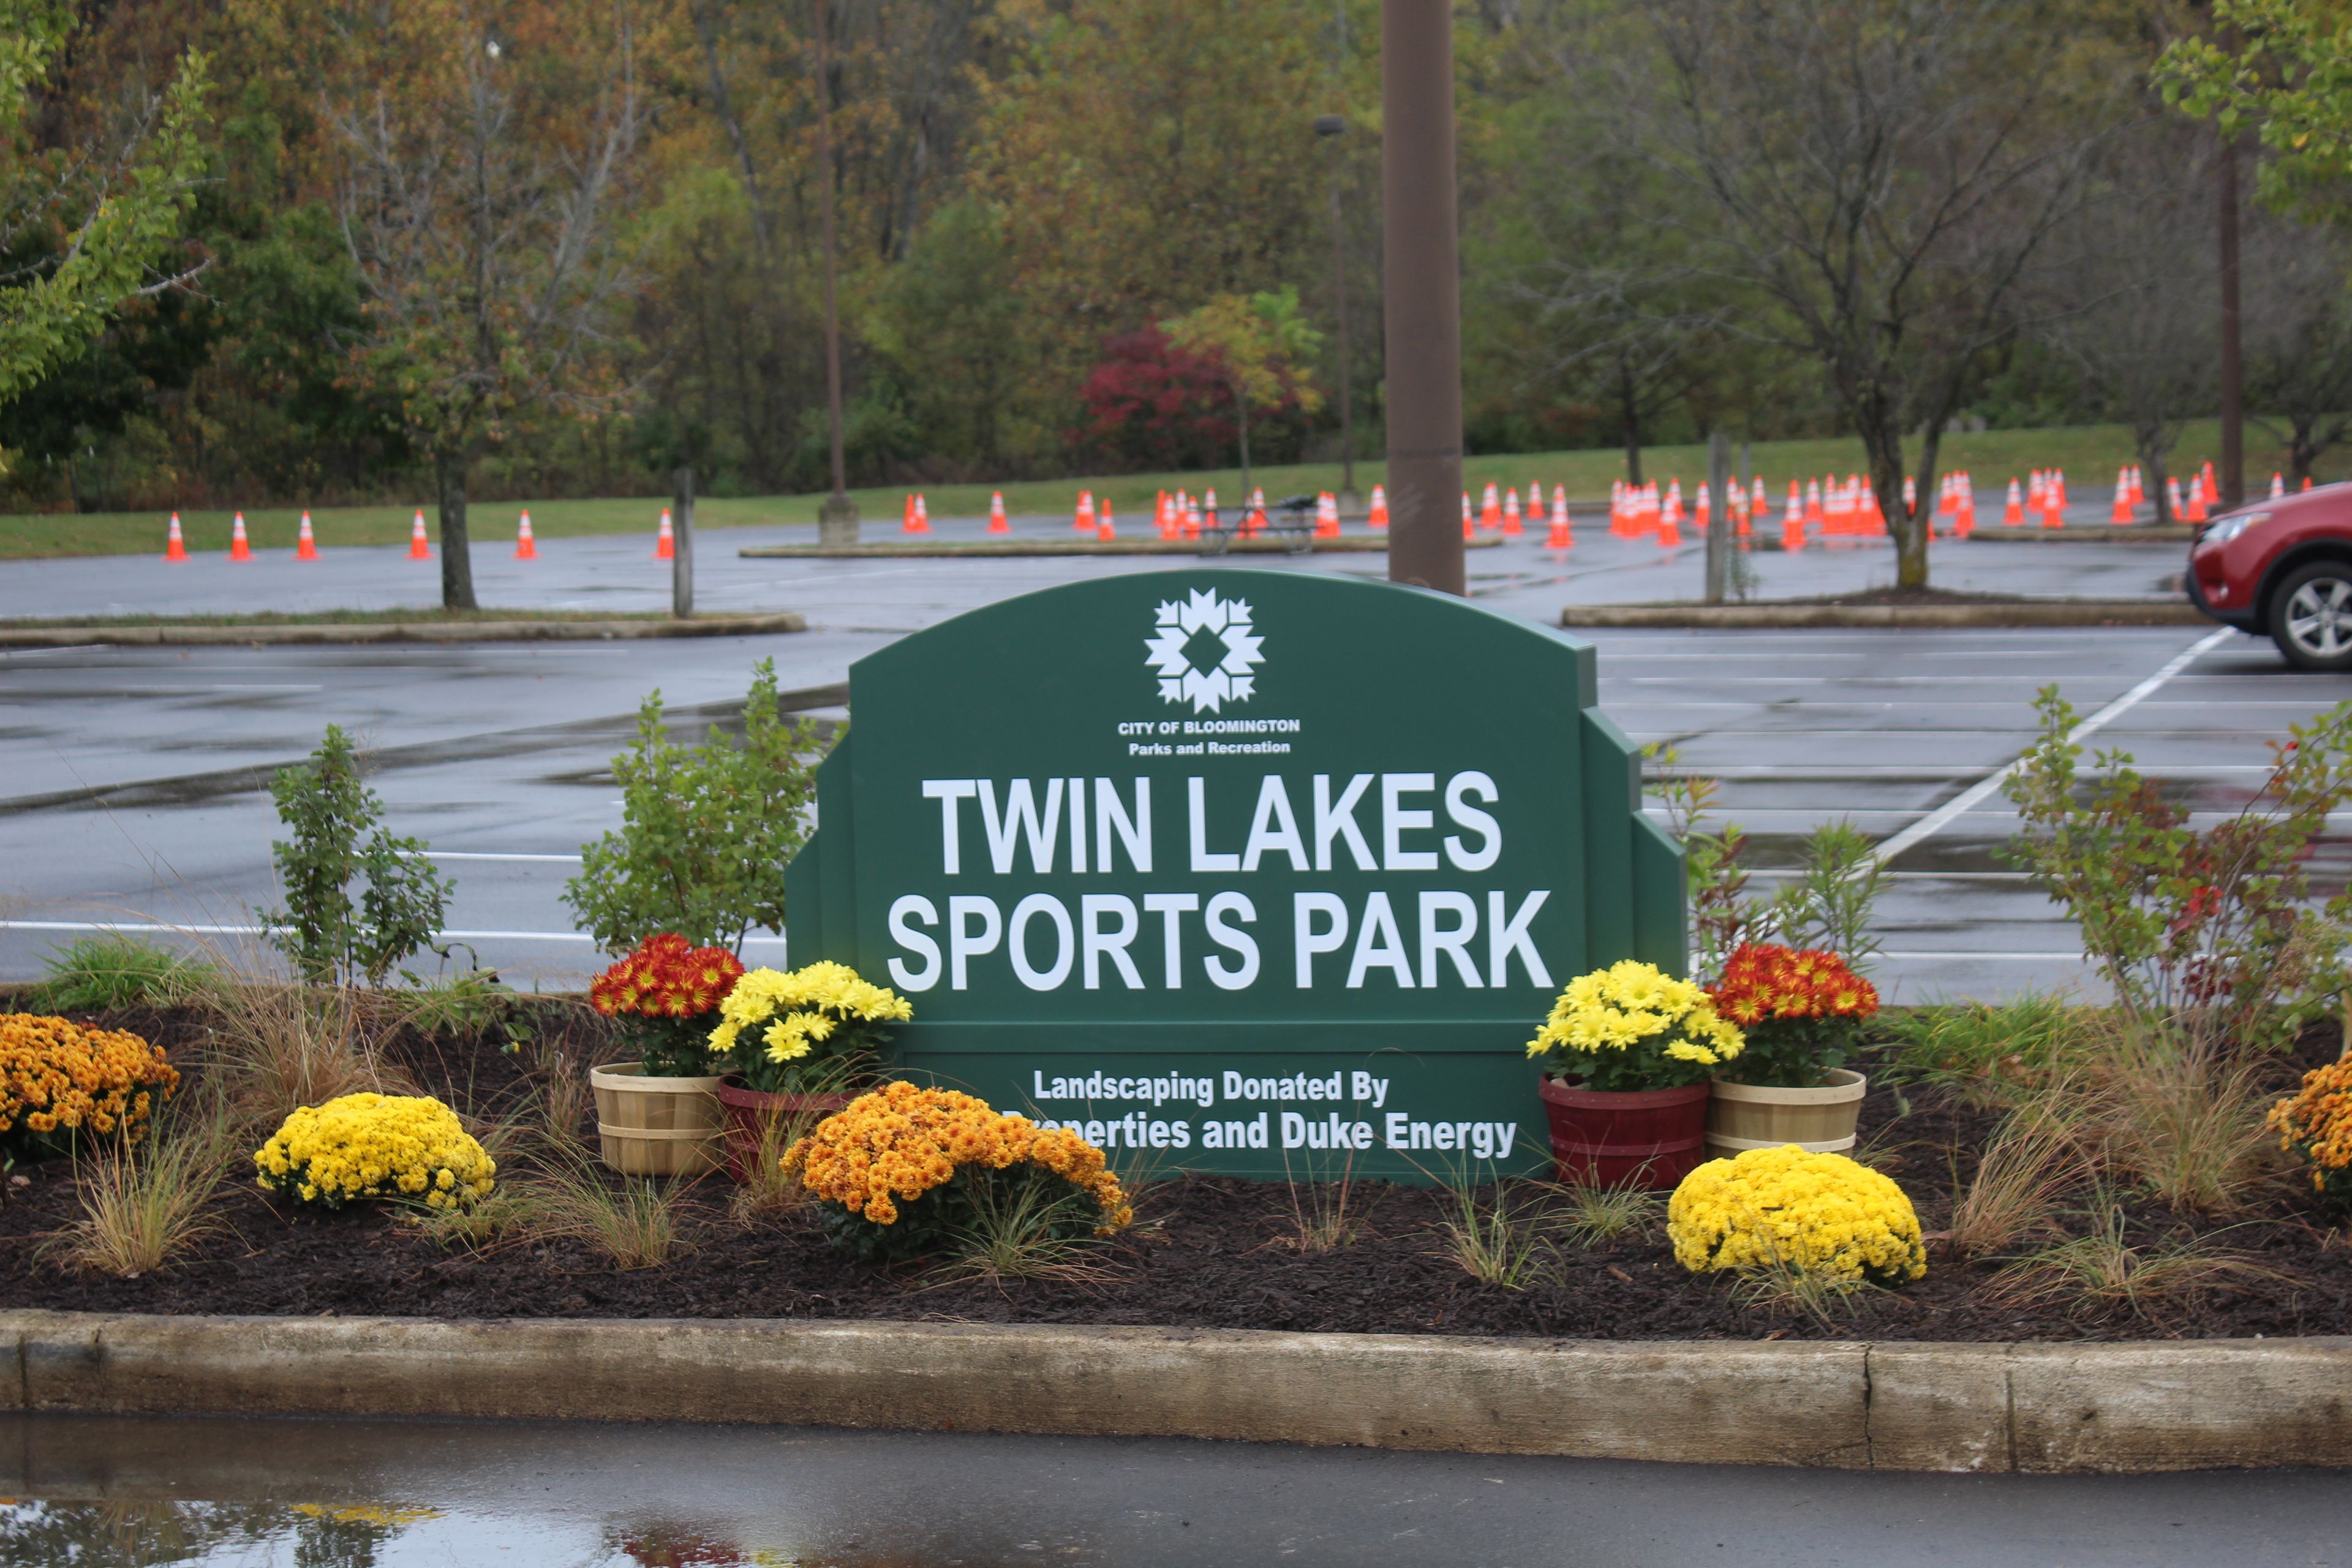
left=784, top=569, right=1684, bottom=1180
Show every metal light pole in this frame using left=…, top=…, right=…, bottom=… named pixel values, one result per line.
left=1380, top=0, right=1464, bottom=596
left=2219, top=129, right=2244, bottom=508
left=813, top=0, right=858, bottom=544
left=1316, top=114, right=1358, bottom=513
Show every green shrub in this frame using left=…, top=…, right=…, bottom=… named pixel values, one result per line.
left=564, top=658, right=827, bottom=954
left=36, top=934, right=215, bottom=1011
left=2003, top=689, right=2352, bottom=1051
left=259, top=726, right=453, bottom=986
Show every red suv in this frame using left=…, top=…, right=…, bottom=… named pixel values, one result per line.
left=2187, top=484, right=2352, bottom=669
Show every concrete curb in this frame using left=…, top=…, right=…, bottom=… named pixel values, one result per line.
left=737, top=537, right=1502, bottom=559
left=1562, top=601, right=2206, bottom=629
left=0, top=612, right=807, bottom=649
left=1965, top=525, right=2196, bottom=544
left=4, top=1312, right=2343, bottom=1472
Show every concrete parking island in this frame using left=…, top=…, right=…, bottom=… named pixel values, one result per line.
left=6, top=1311, right=2343, bottom=1474
left=0, top=611, right=807, bottom=649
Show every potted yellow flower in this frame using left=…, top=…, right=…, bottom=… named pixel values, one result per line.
left=706, top=960, right=912, bottom=1183
left=1525, top=959, right=1744, bottom=1188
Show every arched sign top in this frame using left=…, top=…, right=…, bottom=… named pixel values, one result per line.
left=788, top=568, right=1683, bottom=1179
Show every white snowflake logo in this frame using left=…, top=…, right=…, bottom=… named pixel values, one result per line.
left=1144, top=588, right=1265, bottom=713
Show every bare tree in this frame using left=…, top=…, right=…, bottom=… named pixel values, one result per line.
left=2242, top=211, right=2352, bottom=487
left=2038, top=123, right=2218, bottom=525
left=318, top=0, right=645, bottom=609
left=1638, top=0, right=2124, bottom=587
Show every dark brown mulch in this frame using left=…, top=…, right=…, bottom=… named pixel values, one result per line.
left=3, top=1006, right=2347, bottom=1342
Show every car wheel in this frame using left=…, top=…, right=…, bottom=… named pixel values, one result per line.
left=2269, top=561, right=2352, bottom=672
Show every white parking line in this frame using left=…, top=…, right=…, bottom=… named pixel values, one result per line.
left=1868, top=627, right=2233, bottom=867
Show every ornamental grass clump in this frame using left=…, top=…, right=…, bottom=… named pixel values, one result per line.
left=1525, top=960, right=1744, bottom=1089
left=2269, top=1046, right=2352, bottom=1206
left=0, top=1013, right=180, bottom=1156
left=782, top=1082, right=1131, bottom=1263
left=709, top=961, right=911, bottom=1093
left=253, top=1093, right=496, bottom=1210
left=1708, top=943, right=1878, bottom=1087
left=1668, top=1145, right=1926, bottom=1287
left=589, top=933, right=747, bottom=1077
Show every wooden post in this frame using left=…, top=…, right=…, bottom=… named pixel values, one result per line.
left=673, top=466, right=695, bottom=619
left=1704, top=430, right=1730, bottom=606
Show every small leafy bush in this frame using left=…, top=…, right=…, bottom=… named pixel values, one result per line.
left=0, top=1014, right=180, bottom=1157
left=2005, top=689, right=2352, bottom=1051
left=260, top=726, right=453, bottom=986
left=253, top=1093, right=494, bottom=1210
left=36, top=934, right=216, bottom=1011
left=1668, top=1145, right=1926, bottom=1286
left=588, top=933, right=745, bottom=1077
left=564, top=659, right=826, bottom=954
left=782, top=1082, right=1129, bottom=1263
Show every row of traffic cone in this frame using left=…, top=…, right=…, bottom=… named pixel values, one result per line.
left=167, top=508, right=673, bottom=561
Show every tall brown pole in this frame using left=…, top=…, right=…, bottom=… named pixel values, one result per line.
left=1381, top=0, right=1464, bottom=595
left=2219, top=129, right=2244, bottom=508
left=814, top=0, right=857, bottom=538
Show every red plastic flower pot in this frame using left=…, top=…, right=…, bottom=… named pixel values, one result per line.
left=1536, top=1077, right=1713, bottom=1189
left=715, top=1079, right=855, bottom=1183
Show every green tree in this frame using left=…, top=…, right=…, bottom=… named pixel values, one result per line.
left=2161, top=0, right=2352, bottom=220
left=565, top=659, right=827, bottom=955
left=285, top=0, right=646, bottom=608
left=261, top=726, right=453, bottom=987
left=1161, top=288, right=1324, bottom=502
left=0, top=0, right=208, bottom=407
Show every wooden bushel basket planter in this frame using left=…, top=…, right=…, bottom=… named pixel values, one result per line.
left=715, top=1080, right=856, bottom=1184
left=1537, top=1077, right=1712, bottom=1189
left=589, top=1062, right=726, bottom=1177
left=1704, top=1068, right=1868, bottom=1163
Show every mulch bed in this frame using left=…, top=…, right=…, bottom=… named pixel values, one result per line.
left=4, top=1005, right=2347, bottom=1342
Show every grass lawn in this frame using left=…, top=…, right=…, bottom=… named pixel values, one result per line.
left=0, top=418, right=2316, bottom=560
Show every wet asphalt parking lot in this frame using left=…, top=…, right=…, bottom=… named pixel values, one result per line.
left=1, top=510, right=2342, bottom=999
left=6, top=1410, right=2351, bottom=1568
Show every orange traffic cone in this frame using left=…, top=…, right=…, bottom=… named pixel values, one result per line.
left=2002, top=478, right=2024, bottom=526
left=2183, top=478, right=2209, bottom=525
left=901, top=494, right=918, bottom=533
left=1659, top=499, right=1683, bottom=549
left=1746, top=477, right=1764, bottom=537
left=1368, top=484, right=1389, bottom=529
left=1502, top=487, right=1523, bottom=536
left=2111, top=470, right=2133, bottom=524
left=514, top=510, right=537, bottom=559
left=2129, top=464, right=2145, bottom=507
left=2304, top=475, right=2315, bottom=491
left=1097, top=496, right=1115, bottom=541
left=655, top=508, right=675, bottom=559
left=2271, top=472, right=2286, bottom=499
left=1803, top=478, right=1825, bottom=529
left=2167, top=475, right=2187, bottom=522
left=296, top=510, right=320, bottom=560
left=164, top=513, right=188, bottom=562
left=1782, top=481, right=1804, bottom=551
left=2201, top=463, right=2218, bottom=505
left=228, top=512, right=252, bottom=561
left=2040, top=480, right=2064, bottom=529
left=1546, top=484, right=1572, bottom=548
left=409, top=511, right=432, bottom=559
left=1480, top=481, right=1502, bottom=531
left=1317, top=492, right=1340, bottom=538
left=912, top=494, right=931, bottom=534
left=1955, top=475, right=1975, bottom=537
left=989, top=492, right=1010, bottom=534
left=1462, top=492, right=1474, bottom=540
left=1694, top=481, right=1711, bottom=535
left=1076, top=491, right=1096, bottom=533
